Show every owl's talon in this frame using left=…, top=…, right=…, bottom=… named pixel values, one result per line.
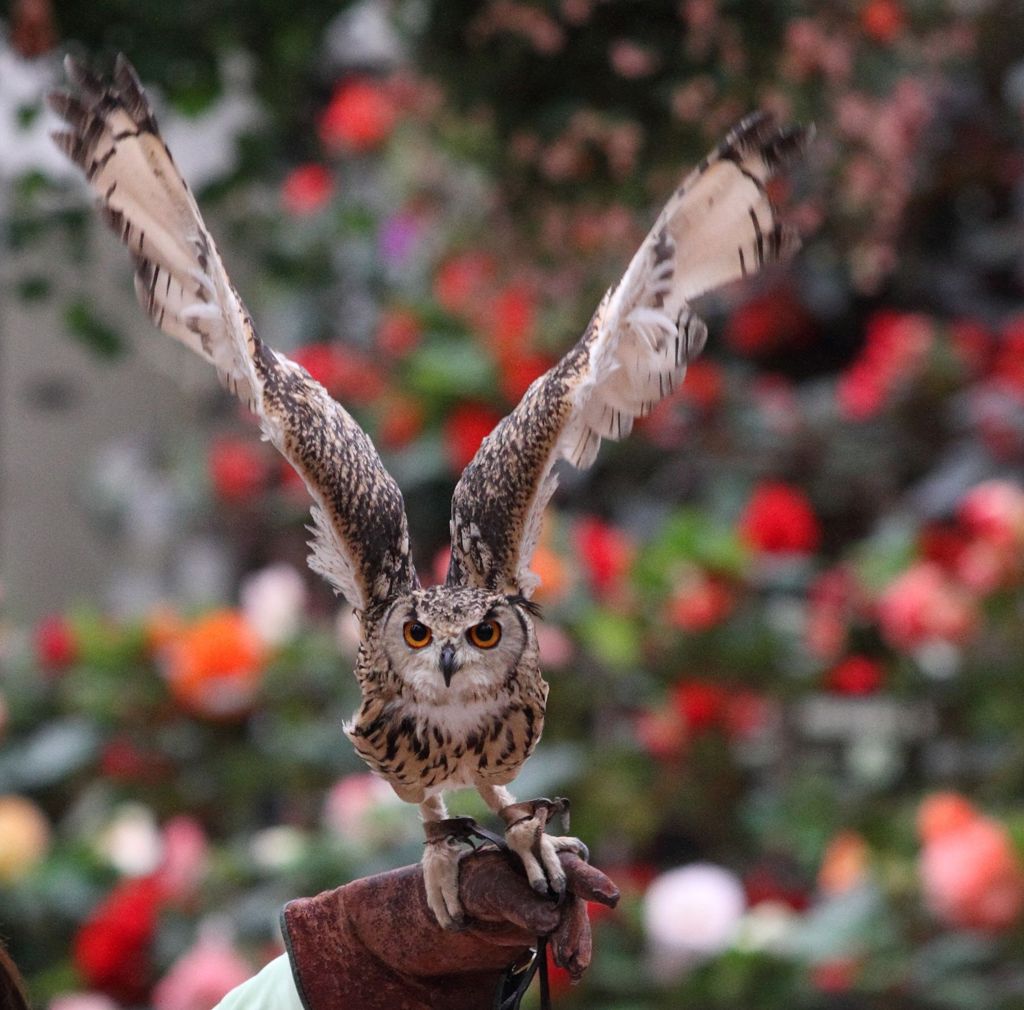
left=500, top=798, right=585, bottom=900
left=422, top=829, right=468, bottom=930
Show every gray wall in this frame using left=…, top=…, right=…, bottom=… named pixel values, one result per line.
left=1, top=228, right=211, bottom=622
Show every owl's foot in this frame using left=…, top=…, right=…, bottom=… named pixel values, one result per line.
left=422, top=816, right=482, bottom=930
left=500, top=797, right=589, bottom=898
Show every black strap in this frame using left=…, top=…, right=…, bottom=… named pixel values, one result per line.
left=493, top=936, right=549, bottom=1010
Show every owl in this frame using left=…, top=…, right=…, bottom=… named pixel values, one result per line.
left=50, top=56, right=809, bottom=929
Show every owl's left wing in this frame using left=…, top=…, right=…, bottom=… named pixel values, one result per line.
left=447, top=113, right=810, bottom=597
left=50, top=56, right=418, bottom=613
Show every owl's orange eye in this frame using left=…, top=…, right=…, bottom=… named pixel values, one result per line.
left=467, top=621, right=502, bottom=649
left=403, top=621, right=433, bottom=648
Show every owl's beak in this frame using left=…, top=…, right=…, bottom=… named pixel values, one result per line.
left=439, top=642, right=458, bottom=687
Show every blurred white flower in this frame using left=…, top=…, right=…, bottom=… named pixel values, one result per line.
left=49, top=995, right=120, bottom=1010
left=249, top=825, right=308, bottom=871
left=240, top=563, right=307, bottom=645
left=644, top=863, right=747, bottom=979
left=326, top=0, right=404, bottom=70
left=160, top=52, right=260, bottom=189
left=95, top=803, right=162, bottom=877
left=0, top=40, right=74, bottom=181
left=734, top=899, right=799, bottom=955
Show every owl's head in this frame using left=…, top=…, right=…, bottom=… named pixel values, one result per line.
left=376, top=586, right=538, bottom=701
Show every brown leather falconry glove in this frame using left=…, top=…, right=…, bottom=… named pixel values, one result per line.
left=281, top=849, right=619, bottom=1010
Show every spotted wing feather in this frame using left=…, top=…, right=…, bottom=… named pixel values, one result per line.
left=448, top=113, right=810, bottom=596
left=50, top=55, right=417, bottom=612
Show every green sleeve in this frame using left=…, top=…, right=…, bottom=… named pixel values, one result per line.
left=213, top=953, right=307, bottom=1010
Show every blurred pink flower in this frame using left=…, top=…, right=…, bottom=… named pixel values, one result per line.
left=635, top=709, right=684, bottom=762
left=609, top=39, right=657, bottom=78
left=919, top=806, right=1024, bottom=931
left=536, top=623, right=574, bottom=667
left=574, top=517, right=634, bottom=599
left=876, top=562, right=976, bottom=651
left=151, top=934, right=252, bottom=1010
left=323, top=773, right=402, bottom=845
left=959, top=480, right=1024, bottom=550
left=157, top=816, right=209, bottom=903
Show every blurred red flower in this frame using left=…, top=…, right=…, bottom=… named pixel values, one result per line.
left=487, top=284, right=536, bottom=356
left=826, top=655, right=884, bottom=695
left=99, top=738, right=170, bottom=784
left=319, top=77, right=398, bottom=152
left=672, top=679, right=727, bottom=732
left=208, top=438, right=269, bottom=503
left=292, top=343, right=385, bottom=405
left=725, top=287, right=814, bottom=357
left=918, top=522, right=967, bottom=570
left=838, top=311, right=934, bottom=421
left=499, top=351, right=554, bottom=402
left=861, top=0, right=904, bottom=43
left=993, top=315, right=1024, bottom=392
left=811, top=957, right=859, bottom=994
left=738, top=481, right=821, bottom=554
left=376, top=308, right=421, bottom=358
left=377, top=393, right=425, bottom=450
left=443, top=403, right=502, bottom=472
left=744, top=863, right=810, bottom=911
left=574, top=517, right=634, bottom=598
left=74, top=874, right=164, bottom=1001
left=681, top=359, right=724, bottom=412
left=34, top=614, right=77, bottom=670
left=950, top=318, right=991, bottom=375
left=434, top=252, right=495, bottom=318
left=667, top=572, right=733, bottom=631
left=281, top=164, right=334, bottom=215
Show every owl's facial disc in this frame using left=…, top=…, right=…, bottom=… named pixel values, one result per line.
left=383, top=588, right=532, bottom=700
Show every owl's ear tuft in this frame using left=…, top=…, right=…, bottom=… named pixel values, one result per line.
left=507, top=594, right=543, bottom=618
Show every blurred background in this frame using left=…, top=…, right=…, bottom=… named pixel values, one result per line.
left=2, top=0, right=1024, bottom=1006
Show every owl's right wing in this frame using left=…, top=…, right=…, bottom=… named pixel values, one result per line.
left=447, top=113, right=810, bottom=597
left=49, top=56, right=418, bottom=613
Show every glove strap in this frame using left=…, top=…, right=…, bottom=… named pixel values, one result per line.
left=493, top=935, right=550, bottom=1010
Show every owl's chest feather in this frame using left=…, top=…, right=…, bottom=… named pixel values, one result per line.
left=345, top=687, right=546, bottom=804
